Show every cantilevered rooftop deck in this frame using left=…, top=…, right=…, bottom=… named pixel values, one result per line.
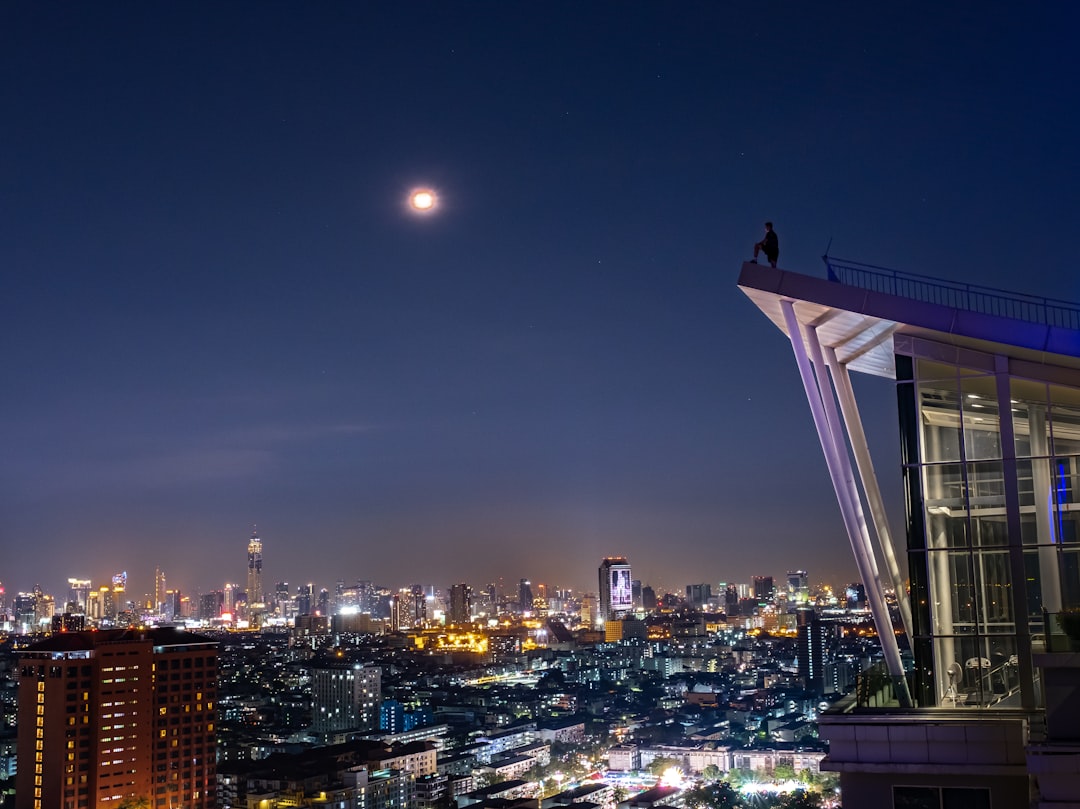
left=738, top=259, right=1080, bottom=379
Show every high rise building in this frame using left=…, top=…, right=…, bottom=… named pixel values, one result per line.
left=66, top=579, right=91, bottom=614
left=740, top=256, right=1080, bottom=805
left=15, top=627, right=217, bottom=809
left=154, top=567, right=167, bottom=615
left=787, top=570, right=809, bottom=604
left=751, top=575, right=774, bottom=601
left=448, top=583, right=472, bottom=625
left=310, top=663, right=382, bottom=734
left=111, top=571, right=127, bottom=618
left=796, top=608, right=825, bottom=695
left=598, top=557, right=632, bottom=622
left=296, top=584, right=313, bottom=616
left=686, top=583, right=712, bottom=609
left=163, top=589, right=181, bottom=622
left=246, top=527, right=264, bottom=607
left=517, top=579, right=533, bottom=612
left=641, top=585, right=657, bottom=611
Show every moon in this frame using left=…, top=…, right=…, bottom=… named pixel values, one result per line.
left=409, top=189, right=437, bottom=212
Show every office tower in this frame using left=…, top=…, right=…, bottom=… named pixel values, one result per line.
left=296, top=584, right=313, bottom=616
left=223, top=582, right=238, bottom=616
left=598, top=557, right=632, bottom=622
left=796, top=608, right=825, bottom=695
left=246, top=528, right=263, bottom=607
left=787, top=570, right=809, bottom=604
left=580, top=594, right=599, bottom=628
left=517, top=579, right=533, bottom=612
left=448, top=583, right=472, bottom=624
left=163, top=589, right=181, bottom=622
left=154, top=567, right=167, bottom=615
left=66, top=579, right=91, bottom=614
left=357, top=580, right=375, bottom=614
left=15, top=627, right=217, bottom=809
left=199, top=591, right=223, bottom=620
left=275, top=581, right=290, bottom=617
left=631, top=579, right=643, bottom=608
left=686, top=583, right=712, bottom=609
left=411, top=585, right=426, bottom=624
left=740, top=256, right=1080, bottom=804
left=751, top=575, right=774, bottom=601
left=111, top=571, right=127, bottom=615
left=317, top=588, right=331, bottom=617
left=310, top=662, right=382, bottom=733
left=641, top=585, right=657, bottom=611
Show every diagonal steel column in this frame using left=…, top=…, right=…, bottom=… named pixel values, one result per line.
left=823, top=346, right=914, bottom=643
left=780, top=299, right=913, bottom=707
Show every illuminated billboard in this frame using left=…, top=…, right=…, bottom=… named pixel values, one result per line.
left=610, top=566, right=633, bottom=613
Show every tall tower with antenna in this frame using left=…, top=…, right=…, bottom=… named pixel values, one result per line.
left=246, top=527, right=263, bottom=607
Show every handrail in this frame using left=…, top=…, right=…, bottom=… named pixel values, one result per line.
left=824, top=256, right=1080, bottom=330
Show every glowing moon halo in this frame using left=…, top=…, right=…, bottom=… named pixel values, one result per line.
left=409, top=189, right=437, bottom=212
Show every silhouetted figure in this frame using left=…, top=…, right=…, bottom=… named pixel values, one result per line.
left=752, top=222, right=779, bottom=267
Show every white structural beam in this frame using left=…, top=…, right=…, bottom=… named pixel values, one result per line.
left=780, top=299, right=913, bottom=708
left=823, top=346, right=914, bottom=642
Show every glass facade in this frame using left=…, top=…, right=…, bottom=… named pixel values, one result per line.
left=899, top=351, right=1080, bottom=708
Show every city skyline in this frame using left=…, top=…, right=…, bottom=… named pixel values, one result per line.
left=3, top=5, right=1077, bottom=594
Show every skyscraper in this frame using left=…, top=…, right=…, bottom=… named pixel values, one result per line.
left=751, top=575, right=774, bottom=601
left=246, top=527, right=264, bottom=607
left=448, top=583, right=472, bottom=624
left=517, top=579, right=533, bottom=612
left=787, top=570, right=809, bottom=604
left=66, top=578, right=91, bottom=614
left=598, top=557, right=632, bottom=622
left=15, top=627, right=217, bottom=809
left=796, top=608, right=825, bottom=695
left=154, top=567, right=167, bottom=615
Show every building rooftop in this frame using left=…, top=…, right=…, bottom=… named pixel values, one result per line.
left=20, top=627, right=216, bottom=653
left=738, top=259, right=1080, bottom=379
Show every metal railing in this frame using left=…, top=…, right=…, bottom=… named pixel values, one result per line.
left=824, top=257, right=1080, bottom=331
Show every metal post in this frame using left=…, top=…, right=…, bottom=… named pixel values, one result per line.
left=824, top=346, right=915, bottom=643
left=780, top=299, right=913, bottom=707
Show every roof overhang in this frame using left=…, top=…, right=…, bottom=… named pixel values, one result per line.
left=737, top=263, right=1080, bottom=379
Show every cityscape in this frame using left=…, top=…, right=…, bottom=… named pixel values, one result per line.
left=3, top=547, right=879, bottom=809
left=3, top=4, right=1078, bottom=809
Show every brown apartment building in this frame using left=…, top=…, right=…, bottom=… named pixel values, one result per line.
left=16, top=627, right=217, bottom=809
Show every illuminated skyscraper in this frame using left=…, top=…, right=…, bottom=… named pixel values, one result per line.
left=15, top=627, right=217, bottom=809
left=787, top=570, right=809, bottom=604
left=598, top=557, right=632, bottom=622
left=246, top=527, right=264, bottom=607
left=154, top=567, right=167, bottom=615
left=66, top=578, right=91, bottom=614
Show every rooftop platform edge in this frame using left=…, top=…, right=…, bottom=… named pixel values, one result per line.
left=737, top=262, right=1080, bottom=378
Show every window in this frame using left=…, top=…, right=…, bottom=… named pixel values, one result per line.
left=894, top=785, right=991, bottom=809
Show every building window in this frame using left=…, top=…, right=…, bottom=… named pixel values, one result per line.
left=894, top=785, right=991, bottom=809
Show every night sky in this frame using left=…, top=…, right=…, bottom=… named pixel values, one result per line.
left=2, top=3, right=1078, bottom=600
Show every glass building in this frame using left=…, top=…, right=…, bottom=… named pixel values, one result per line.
left=740, top=257, right=1080, bottom=807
